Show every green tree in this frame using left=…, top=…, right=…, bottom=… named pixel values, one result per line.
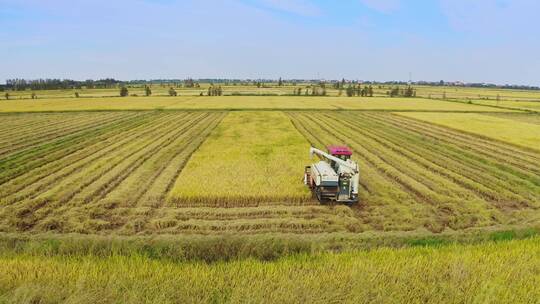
left=346, top=85, right=354, bottom=97
left=75, top=92, right=80, bottom=98
left=168, top=87, right=177, bottom=96
left=120, top=86, right=129, bottom=97
left=145, top=86, right=152, bottom=96
left=278, top=77, right=283, bottom=86
left=5, top=92, right=9, bottom=100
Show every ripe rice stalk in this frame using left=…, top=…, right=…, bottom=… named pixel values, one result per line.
left=168, top=111, right=313, bottom=206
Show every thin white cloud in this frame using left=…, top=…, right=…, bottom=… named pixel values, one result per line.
left=259, top=0, right=322, bottom=17
left=359, top=0, right=400, bottom=13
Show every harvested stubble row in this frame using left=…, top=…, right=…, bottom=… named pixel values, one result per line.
left=168, top=111, right=313, bottom=207
left=143, top=205, right=360, bottom=234
left=395, top=112, right=540, bottom=152
left=0, top=111, right=363, bottom=235
left=288, top=112, right=540, bottom=233
left=0, top=111, right=226, bottom=234
left=0, top=112, right=136, bottom=157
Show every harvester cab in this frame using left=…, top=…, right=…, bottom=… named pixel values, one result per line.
left=304, top=146, right=359, bottom=204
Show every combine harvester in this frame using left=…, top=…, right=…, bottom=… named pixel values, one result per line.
left=304, top=146, right=360, bottom=204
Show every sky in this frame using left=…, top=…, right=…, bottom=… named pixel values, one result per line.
left=0, top=0, right=538, bottom=85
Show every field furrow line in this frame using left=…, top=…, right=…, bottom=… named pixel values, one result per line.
left=318, top=113, right=482, bottom=200
left=0, top=113, right=99, bottom=140
left=140, top=112, right=227, bottom=206
left=0, top=113, right=192, bottom=230
left=101, top=113, right=221, bottom=207
left=334, top=112, right=537, bottom=207
left=359, top=112, right=540, bottom=187
left=0, top=112, right=182, bottom=202
left=370, top=113, right=540, bottom=172
left=388, top=113, right=540, bottom=160
left=294, top=113, right=504, bottom=230
left=0, top=113, right=198, bottom=229
left=0, top=112, right=128, bottom=157
left=289, top=113, right=436, bottom=230
left=0, top=112, right=154, bottom=185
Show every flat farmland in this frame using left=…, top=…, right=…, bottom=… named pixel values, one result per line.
left=169, top=111, right=312, bottom=206
left=0, top=111, right=225, bottom=234
left=396, top=112, right=540, bottom=151
left=1, top=109, right=539, bottom=236
left=289, top=112, right=540, bottom=232
left=0, top=96, right=517, bottom=112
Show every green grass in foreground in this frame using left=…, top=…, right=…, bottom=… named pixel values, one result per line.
left=0, top=237, right=539, bottom=303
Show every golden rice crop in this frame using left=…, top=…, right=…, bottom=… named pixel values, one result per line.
left=168, top=111, right=313, bottom=206
left=0, top=95, right=516, bottom=112
left=0, top=237, right=539, bottom=303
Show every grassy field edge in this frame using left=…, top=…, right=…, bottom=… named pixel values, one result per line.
left=1, top=226, right=538, bottom=262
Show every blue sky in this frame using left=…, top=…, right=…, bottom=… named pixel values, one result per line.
left=1, top=0, right=538, bottom=85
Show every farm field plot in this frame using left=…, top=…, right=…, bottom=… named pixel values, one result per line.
left=289, top=111, right=540, bottom=232
left=0, top=112, right=136, bottom=158
left=0, top=111, right=361, bottom=235
left=396, top=112, right=540, bottom=151
left=0, top=96, right=518, bottom=112
left=485, top=112, right=540, bottom=125
left=415, top=86, right=540, bottom=102
left=469, top=99, right=540, bottom=112
left=0, top=111, right=225, bottom=234
left=2, top=109, right=540, bottom=236
left=169, top=111, right=313, bottom=206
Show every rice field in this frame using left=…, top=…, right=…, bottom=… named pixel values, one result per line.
left=469, top=99, right=540, bottom=112
left=288, top=111, right=540, bottom=232
left=396, top=112, right=540, bottom=151
left=1, top=237, right=539, bottom=303
left=1, top=109, right=539, bottom=236
left=169, top=111, right=312, bottom=206
left=1, top=98, right=540, bottom=303
left=0, top=95, right=517, bottom=112
left=0, top=111, right=226, bottom=234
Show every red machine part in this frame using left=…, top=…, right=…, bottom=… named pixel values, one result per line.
left=326, top=145, right=352, bottom=156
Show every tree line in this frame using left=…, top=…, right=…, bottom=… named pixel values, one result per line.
left=5, top=78, right=121, bottom=91
left=387, top=85, right=416, bottom=97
